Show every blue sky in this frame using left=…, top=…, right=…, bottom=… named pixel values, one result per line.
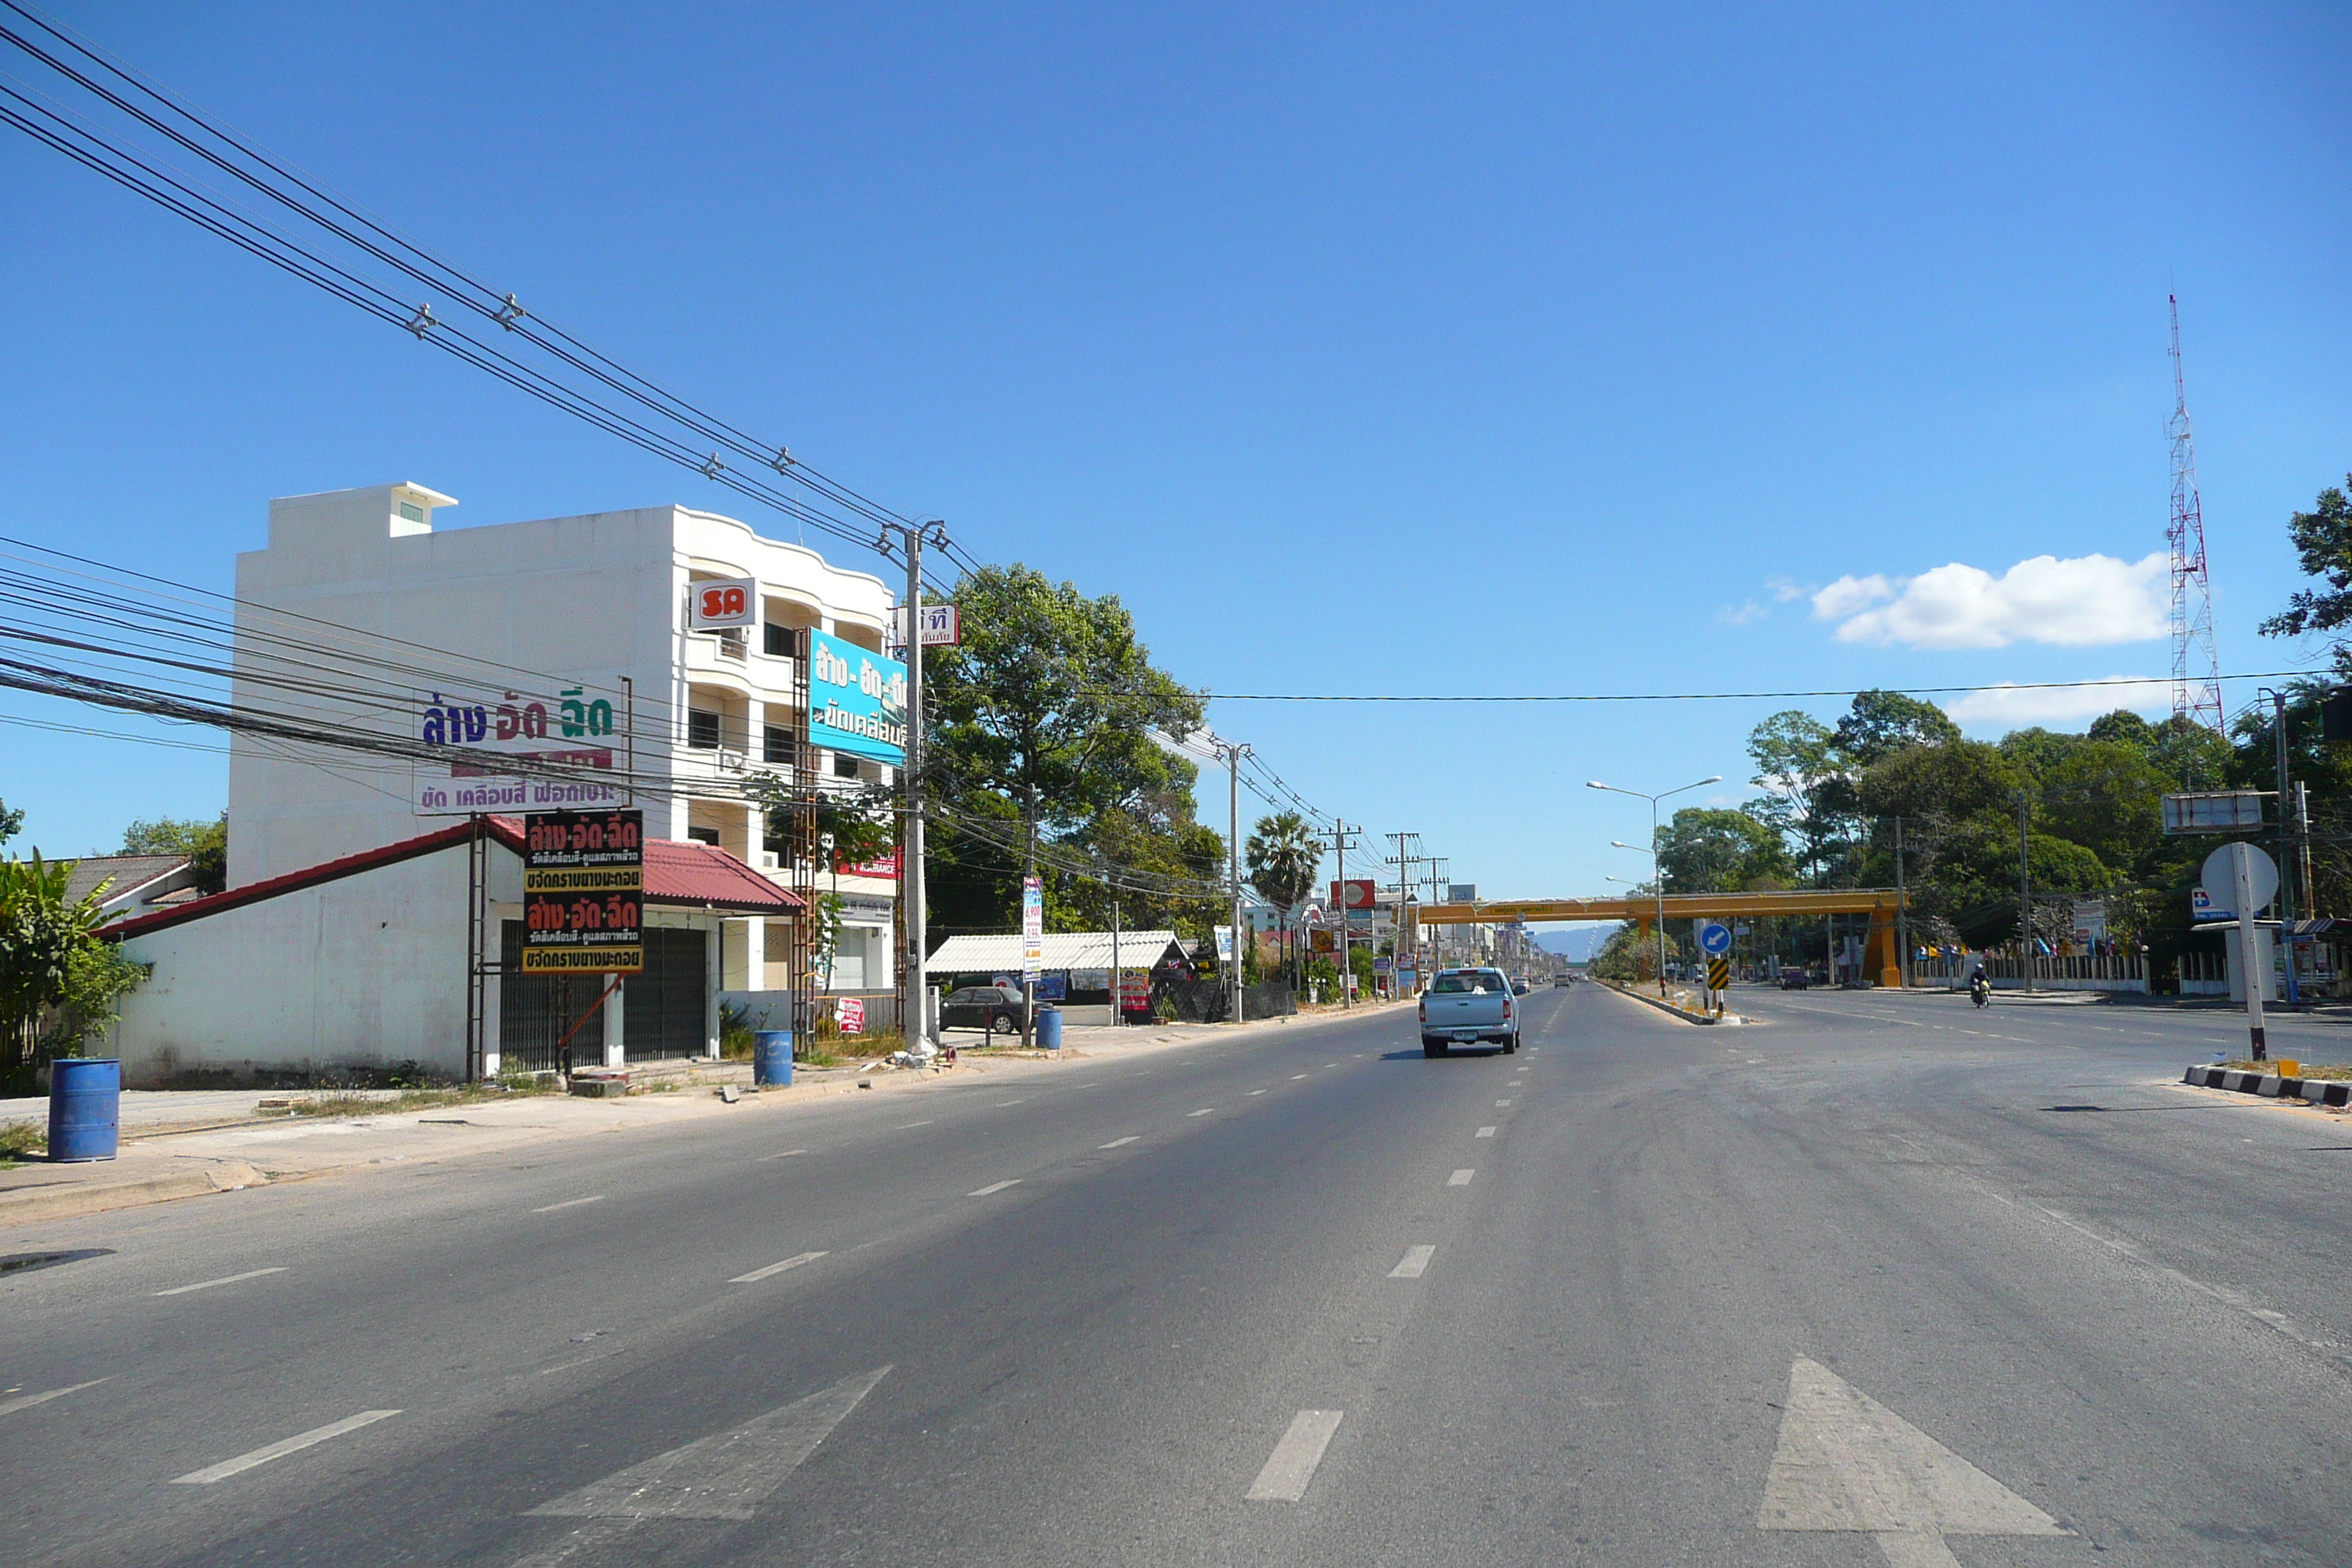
left=4, top=1, right=2351, bottom=927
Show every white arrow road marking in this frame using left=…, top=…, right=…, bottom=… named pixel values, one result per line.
left=172, top=1409, right=400, bottom=1483
left=1757, top=1358, right=2070, bottom=1567
left=0, top=1378, right=108, bottom=1420
left=531, top=1365, right=892, bottom=1520
left=154, top=1267, right=287, bottom=1297
left=1246, top=1410, right=1343, bottom=1500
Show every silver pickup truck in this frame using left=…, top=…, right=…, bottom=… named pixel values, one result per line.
left=1418, top=967, right=1520, bottom=1057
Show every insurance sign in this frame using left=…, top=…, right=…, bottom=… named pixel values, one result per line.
left=808, top=631, right=908, bottom=766
left=522, top=810, right=644, bottom=974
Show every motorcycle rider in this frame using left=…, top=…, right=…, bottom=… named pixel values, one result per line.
left=1968, top=963, right=1991, bottom=1007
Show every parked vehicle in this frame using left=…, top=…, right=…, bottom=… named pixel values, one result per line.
left=1779, top=968, right=1809, bottom=990
left=940, top=984, right=1025, bottom=1034
left=1418, top=967, right=1519, bottom=1057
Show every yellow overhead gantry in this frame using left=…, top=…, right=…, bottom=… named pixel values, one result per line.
left=1406, top=889, right=1911, bottom=987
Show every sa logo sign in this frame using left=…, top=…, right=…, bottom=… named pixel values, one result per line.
left=690, top=576, right=758, bottom=630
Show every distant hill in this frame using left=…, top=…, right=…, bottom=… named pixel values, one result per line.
left=1535, top=925, right=1618, bottom=962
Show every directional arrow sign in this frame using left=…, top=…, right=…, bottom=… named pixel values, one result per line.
left=1758, top=1359, right=2069, bottom=1567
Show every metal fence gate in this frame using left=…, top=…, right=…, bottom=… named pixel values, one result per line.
left=624, top=927, right=709, bottom=1061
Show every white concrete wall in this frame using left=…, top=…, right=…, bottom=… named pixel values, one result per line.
left=113, top=840, right=517, bottom=1088
left=227, top=484, right=894, bottom=888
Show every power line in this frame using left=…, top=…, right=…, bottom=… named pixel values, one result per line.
left=1192, top=671, right=2331, bottom=704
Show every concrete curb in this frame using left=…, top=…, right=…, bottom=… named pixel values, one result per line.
left=1599, top=980, right=1723, bottom=1025
left=2181, top=1064, right=2352, bottom=1108
left=0, top=1159, right=268, bottom=1225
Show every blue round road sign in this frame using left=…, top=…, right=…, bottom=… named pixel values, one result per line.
left=1698, top=921, right=1733, bottom=956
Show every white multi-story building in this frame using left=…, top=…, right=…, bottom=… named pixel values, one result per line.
left=227, top=481, right=902, bottom=995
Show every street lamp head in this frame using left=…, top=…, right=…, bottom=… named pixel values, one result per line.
left=1699, top=774, right=1723, bottom=785
left=1586, top=780, right=1610, bottom=791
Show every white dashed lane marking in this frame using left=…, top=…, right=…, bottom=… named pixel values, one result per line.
left=1448, top=1169, right=1475, bottom=1186
left=154, top=1267, right=287, bottom=1297
left=731, top=1251, right=827, bottom=1284
left=1188, top=1109, right=1214, bottom=1117
left=1476, top=1126, right=1496, bottom=1138
left=532, top=1195, right=606, bottom=1213
left=968, top=1180, right=1022, bottom=1196
left=0, top=1379, right=108, bottom=1420
left=171, top=1410, right=401, bottom=1485
left=1247, top=1410, right=1343, bottom=1501
left=1389, top=1245, right=1435, bottom=1278
left=1099, top=1137, right=1139, bottom=1149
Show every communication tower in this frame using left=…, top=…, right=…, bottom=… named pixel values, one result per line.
left=2168, top=295, right=2225, bottom=735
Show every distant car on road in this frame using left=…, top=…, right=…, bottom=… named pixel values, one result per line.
left=1779, top=969, right=1809, bottom=990
left=1509, top=977, right=1531, bottom=995
left=1419, top=967, right=1520, bottom=1057
left=940, top=984, right=1025, bottom=1034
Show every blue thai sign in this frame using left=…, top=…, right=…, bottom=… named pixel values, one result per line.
left=808, top=631, right=908, bottom=766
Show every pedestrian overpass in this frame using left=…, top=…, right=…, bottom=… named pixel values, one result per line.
left=1406, top=889, right=1911, bottom=987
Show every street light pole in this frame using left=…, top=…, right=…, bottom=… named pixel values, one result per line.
left=1591, top=774, right=1722, bottom=996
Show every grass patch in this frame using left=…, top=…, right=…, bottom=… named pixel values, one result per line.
left=0, top=1119, right=45, bottom=1167
left=282, top=1077, right=552, bottom=1118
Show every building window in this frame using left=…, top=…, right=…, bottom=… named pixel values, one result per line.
left=764, top=725, right=796, bottom=766
left=687, top=826, right=720, bottom=846
left=397, top=500, right=423, bottom=523
left=764, top=819, right=786, bottom=856
left=687, top=709, right=720, bottom=750
left=833, top=753, right=862, bottom=780
left=764, top=622, right=796, bottom=658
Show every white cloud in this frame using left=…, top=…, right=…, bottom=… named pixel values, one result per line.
left=1813, top=552, right=2168, bottom=649
left=1718, top=600, right=1768, bottom=627
left=1765, top=576, right=1808, bottom=603
left=1940, top=676, right=2169, bottom=729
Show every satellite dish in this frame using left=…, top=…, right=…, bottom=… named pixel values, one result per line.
left=2201, top=841, right=2280, bottom=916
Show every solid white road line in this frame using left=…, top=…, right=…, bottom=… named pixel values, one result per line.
left=530, top=1367, right=891, bottom=1521
left=170, top=1409, right=401, bottom=1484
left=1476, top=1126, right=1496, bottom=1138
left=532, top=1195, right=607, bottom=1213
left=1188, top=1108, right=1214, bottom=1117
left=1291, top=1074, right=1308, bottom=1079
left=755, top=1149, right=808, bottom=1161
left=1448, top=1169, right=1474, bottom=1186
left=0, top=1379, right=108, bottom=1420
left=1098, top=1137, right=1139, bottom=1149
left=968, top=1180, right=1022, bottom=1196
left=1247, top=1409, right=1343, bottom=1501
left=1389, top=1245, right=1436, bottom=1278
left=730, top=1251, right=827, bottom=1284
left=154, top=1267, right=287, bottom=1297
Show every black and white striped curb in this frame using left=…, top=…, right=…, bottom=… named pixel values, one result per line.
left=2182, top=1064, right=2352, bottom=1107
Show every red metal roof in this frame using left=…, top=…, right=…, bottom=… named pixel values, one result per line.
left=642, top=839, right=800, bottom=913
left=106, top=817, right=799, bottom=941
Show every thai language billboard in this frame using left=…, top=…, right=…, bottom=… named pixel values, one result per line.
left=807, top=632, right=908, bottom=766
left=412, top=683, right=633, bottom=816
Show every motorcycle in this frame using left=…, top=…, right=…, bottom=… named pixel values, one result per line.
left=1969, top=977, right=1990, bottom=1009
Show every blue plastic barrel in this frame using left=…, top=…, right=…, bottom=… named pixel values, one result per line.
left=753, top=1030, right=794, bottom=1087
left=1035, top=1008, right=1063, bottom=1050
left=48, top=1057, right=121, bottom=1162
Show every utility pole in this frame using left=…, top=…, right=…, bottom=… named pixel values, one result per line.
left=1385, top=831, right=1425, bottom=991
left=1226, top=742, right=1249, bottom=1025
left=1024, top=783, right=1038, bottom=1046
left=880, top=520, right=948, bottom=1051
left=2018, top=791, right=2034, bottom=994
left=1893, top=817, right=1909, bottom=990
left=2263, top=688, right=2300, bottom=1003
left=1323, top=818, right=1362, bottom=1006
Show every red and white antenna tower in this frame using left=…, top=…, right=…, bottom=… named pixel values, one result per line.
left=2168, top=294, right=2224, bottom=734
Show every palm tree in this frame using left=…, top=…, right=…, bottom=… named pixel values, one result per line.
left=1245, top=810, right=1323, bottom=990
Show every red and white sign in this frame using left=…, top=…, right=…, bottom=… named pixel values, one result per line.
left=837, top=995, right=866, bottom=1034
left=1118, top=973, right=1151, bottom=1009
left=690, top=576, right=759, bottom=630
left=834, top=848, right=902, bottom=879
left=1332, top=878, right=1376, bottom=911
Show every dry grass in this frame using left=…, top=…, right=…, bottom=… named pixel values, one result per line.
left=2218, top=1059, right=2352, bottom=1081
left=0, top=1119, right=46, bottom=1166
left=282, top=1078, right=551, bottom=1118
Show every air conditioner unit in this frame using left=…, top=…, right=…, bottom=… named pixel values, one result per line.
left=760, top=851, right=780, bottom=870
left=719, top=747, right=747, bottom=773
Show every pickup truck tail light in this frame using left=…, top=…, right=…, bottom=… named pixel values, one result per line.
left=1502, top=997, right=1512, bottom=1019
left=1417, top=998, right=1426, bottom=1023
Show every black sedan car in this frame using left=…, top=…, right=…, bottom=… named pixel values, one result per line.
left=940, top=985, right=1026, bottom=1034
left=1779, top=968, right=1810, bottom=990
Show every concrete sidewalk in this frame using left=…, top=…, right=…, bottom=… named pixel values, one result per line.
left=0, top=999, right=1406, bottom=1227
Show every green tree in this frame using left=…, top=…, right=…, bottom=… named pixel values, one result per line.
left=1831, top=690, right=1962, bottom=768
left=0, top=799, right=22, bottom=850
left=2258, top=475, right=2352, bottom=666
left=921, top=563, right=1213, bottom=933
left=120, top=813, right=227, bottom=895
left=1, top=854, right=146, bottom=1075
left=1656, top=807, right=1793, bottom=893
left=1245, top=810, right=1323, bottom=984
left=1745, top=710, right=1840, bottom=880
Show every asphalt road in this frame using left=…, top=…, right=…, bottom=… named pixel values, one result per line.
left=7, top=984, right=2352, bottom=1567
